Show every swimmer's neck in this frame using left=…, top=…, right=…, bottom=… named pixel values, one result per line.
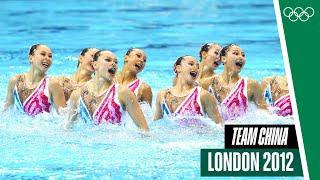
left=221, top=70, right=240, bottom=84
left=71, top=68, right=92, bottom=84
left=92, top=75, right=113, bottom=95
left=26, top=67, right=46, bottom=84
left=199, top=63, right=214, bottom=79
left=118, top=67, right=137, bottom=84
left=173, top=77, right=195, bottom=94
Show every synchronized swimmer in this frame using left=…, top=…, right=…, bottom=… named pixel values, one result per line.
left=154, top=55, right=223, bottom=126
left=3, top=43, right=293, bottom=130
left=198, top=43, right=222, bottom=88
left=4, top=44, right=66, bottom=116
left=56, top=48, right=99, bottom=101
left=172, top=43, right=222, bottom=87
left=262, top=75, right=292, bottom=116
left=64, top=50, right=149, bottom=131
left=116, top=48, right=152, bottom=106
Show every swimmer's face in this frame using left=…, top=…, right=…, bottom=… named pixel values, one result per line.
left=124, top=49, right=146, bottom=74
left=202, top=44, right=222, bottom=70
left=29, top=45, right=52, bottom=72
left=176, top=56, right=199, bottom=83
left=79, top=48, right=99, bottom=73
left=93, top=51, right=118, bottom=81
left=222, top=45, right=246, bottom=73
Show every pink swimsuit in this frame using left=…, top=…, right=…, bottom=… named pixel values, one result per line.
left=264, top=85, right=292, bottom=117
left=161, top=87, right=205, bottom=126
left=13, top=77, right=51, bottom=116
left=220, top=78, right=248, bottom=120
left=274, top=94, right=292, bottom=116
left=79, top=84, right=123, bottom=125
left=128, top=79, right=143, bottom=96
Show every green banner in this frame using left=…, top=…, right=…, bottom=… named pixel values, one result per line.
left=201, top=149, right=302, bottom=176
left=278, top=0, right=320, bottom=179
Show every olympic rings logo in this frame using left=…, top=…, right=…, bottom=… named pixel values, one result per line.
left=283, top=7, right=314, bottom=22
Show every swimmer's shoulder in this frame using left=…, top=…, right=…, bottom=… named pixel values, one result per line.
left=156, top=89, right=169, bottom=103
left=48, top=77, right=64, bottom=91
left=248, top=78, right=259, bottom=85
left=9, top=74, right=21, bottom=83
left=140, top=81, right=152, bottom=93
left=261, top=76, right=274, bottom=85
left=259, top=76, right=275, bottom=91
left=247, top=78, right=260, bottom=90
left=278, top=76, right=288, bottom=83
left=8, top=74, right=24, bottom=87
left=138, top=82, right=152, bottom=102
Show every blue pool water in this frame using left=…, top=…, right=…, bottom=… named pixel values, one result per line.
left=0, top=0, right=300, bottom=179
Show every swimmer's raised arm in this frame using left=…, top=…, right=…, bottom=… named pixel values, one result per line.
left=139, top=83, right=152, bottom=106
left=64, top=89, right=81, bottom=129
left=3, top=75, right=19, bottom=112
left=248, top=79, right=268, bottom=110
left=153, top=90, right=166, bottom=121
left=118, top=85, right=149, bottom=132
left=49, top=78, right=66, bottom=114
left=200, top=90, right=223, bottom=124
